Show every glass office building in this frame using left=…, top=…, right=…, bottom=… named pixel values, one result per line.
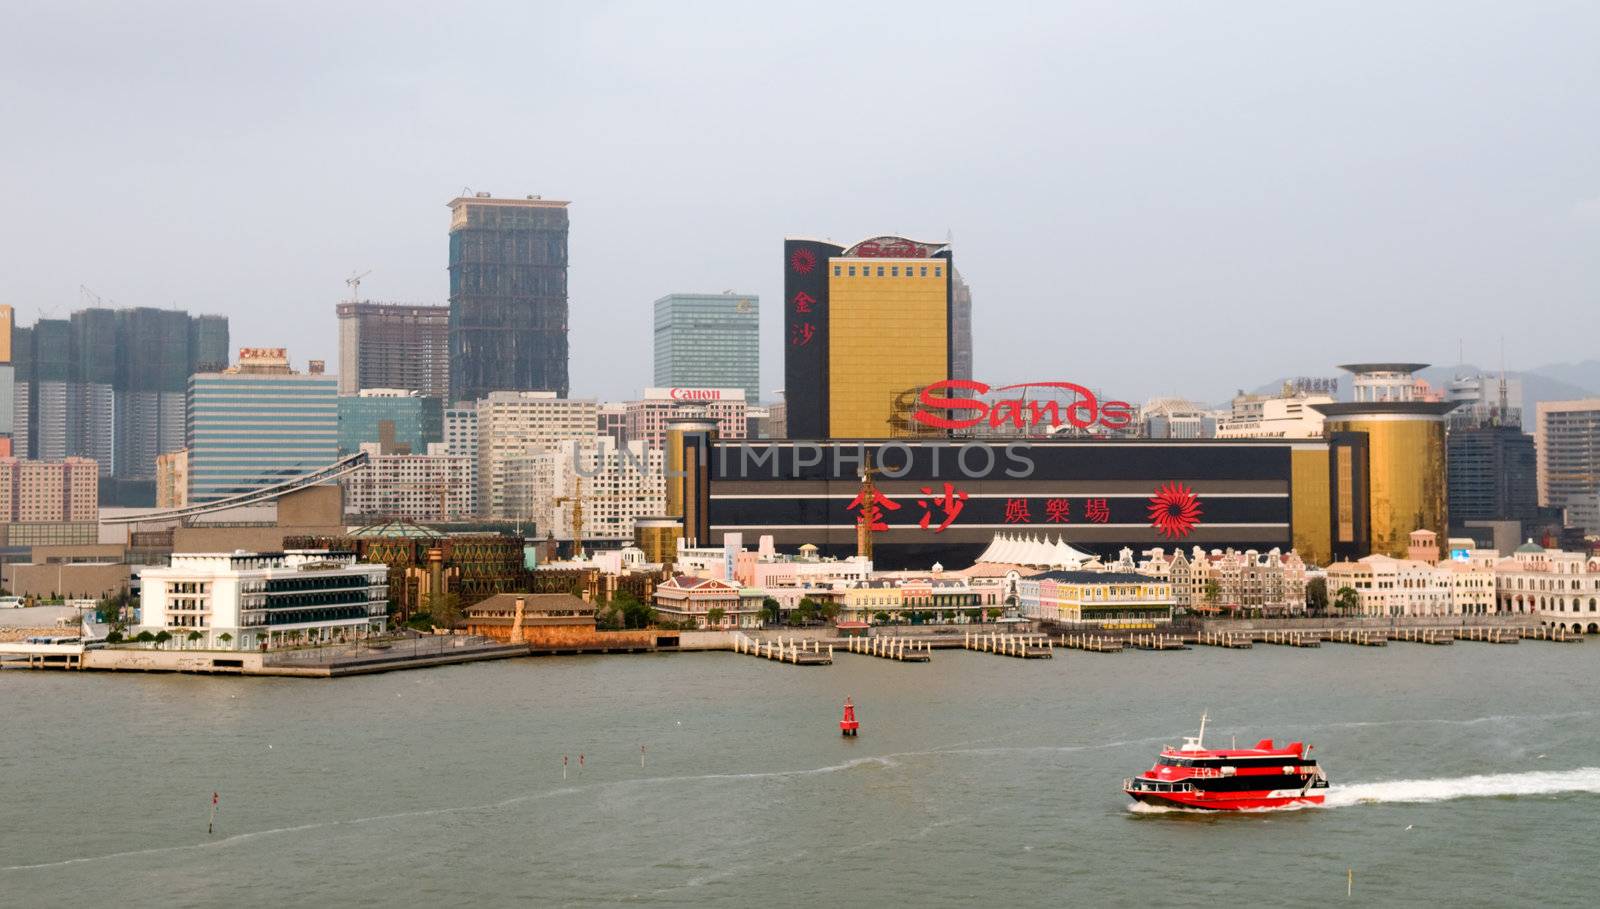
left=653, top=293, right=760, bottom=402
left=337, top=391, right=443, bottom=456
left=187, top=365, right=339, bottom=503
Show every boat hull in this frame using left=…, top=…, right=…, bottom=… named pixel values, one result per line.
left=1126, top=788, right=1326, bottom=811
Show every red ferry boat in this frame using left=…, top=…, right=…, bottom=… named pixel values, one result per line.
left=1124, top=714, right=1329, bottom=811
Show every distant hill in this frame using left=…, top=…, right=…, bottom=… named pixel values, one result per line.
left=1244, top=366, right=1597, bottom=424
left=1528, top=360, right=1600, bottom=396
left=1419, top=364, right=1595, bottom=422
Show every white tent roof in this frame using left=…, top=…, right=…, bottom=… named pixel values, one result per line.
left=974, top=531, right=1094, bottom=570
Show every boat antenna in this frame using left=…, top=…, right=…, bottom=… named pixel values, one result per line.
left=1197, top=711, right=1207, bottom=749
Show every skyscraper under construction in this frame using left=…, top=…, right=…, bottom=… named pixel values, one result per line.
left=10, top=307, right=228, bottom=503
left=448, top=193, right=570, bottom=402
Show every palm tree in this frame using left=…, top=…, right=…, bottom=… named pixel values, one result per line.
left=187, top=630, right=204, bottom=649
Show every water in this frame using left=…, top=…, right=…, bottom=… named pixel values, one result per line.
left=4, top=643, right=1600, bottom=907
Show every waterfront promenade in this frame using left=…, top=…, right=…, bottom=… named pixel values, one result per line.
left=2, top=614, right=1584, bottom=677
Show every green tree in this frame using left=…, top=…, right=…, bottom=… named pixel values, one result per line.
left=135, top=630, right=156, bottom=643
left=106, top=630, right=123, bottom=644
left=873, top=611, right=891, bottom=625
left=187, top=630, right=203, bottom=648
left=819, top=601, right=840, bottom=622
left=1334, top=586, right=1360, bottom=615
left=760, top=597, right=781, bottom=625
left=426, top=589, right=462, bottom=631
left=1202, top=579, right=1222, bottom=612
left=1305, top=577, right=1329, bottom=614
left=95, top=592, right=127, bottom=625
left=153, top=631, right=172, bottom=647
left=706, top=607, right=726, bottom=627
left=964, top=608, right=981, bottom=623
left=611, top=592, right=656, bottom=630
left=985, top=607, right=1002, bottom=622
left=793, top=599, right=818, bottom=626
left=218, top=632, right=233, bottom=647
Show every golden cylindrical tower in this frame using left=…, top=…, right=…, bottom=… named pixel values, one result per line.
left=665, top=418, right=717, bottom=546
left=633, top=517, right=683, bottom=567
left=1313, top=364, right=1456, bottom=558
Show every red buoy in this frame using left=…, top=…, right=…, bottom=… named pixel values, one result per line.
left=839, top=697, right=860, bottom=737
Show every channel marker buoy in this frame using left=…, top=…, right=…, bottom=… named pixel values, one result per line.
left=840, top=697, right=860, bottom=737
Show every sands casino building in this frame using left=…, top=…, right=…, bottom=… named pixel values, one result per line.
left=654, top=237, right=1452, bottom=571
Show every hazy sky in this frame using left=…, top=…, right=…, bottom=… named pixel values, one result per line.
left=4, top=1, right=1597, bottom=405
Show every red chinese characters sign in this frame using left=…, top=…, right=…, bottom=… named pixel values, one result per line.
left=847, top=484, right=1202, bottom=538
left=849, top=483, right=969, bottom=535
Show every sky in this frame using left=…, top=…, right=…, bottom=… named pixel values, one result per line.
left=3, top=1, right=1598, bottom=406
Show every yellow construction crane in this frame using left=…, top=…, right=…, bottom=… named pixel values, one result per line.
left=855, top=455, right=885, bottom=562
left=553, top=475, right=634, bottom=560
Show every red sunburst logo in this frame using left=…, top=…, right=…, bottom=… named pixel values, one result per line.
left=789, top=248, right=816, bottom=274
left=1148, top=482, right=1203, bottom=539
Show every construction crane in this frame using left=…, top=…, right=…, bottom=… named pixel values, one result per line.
left=552, top=475, right=634, bottom=561
left=855, top=454, right=886, bottom=561
left=346, top=270, right=372, bottom=303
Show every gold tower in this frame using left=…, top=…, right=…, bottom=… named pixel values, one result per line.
left=1312, top=363, right=1456, bottom=558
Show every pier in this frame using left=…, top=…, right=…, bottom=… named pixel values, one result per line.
left=1453, top=626, right=1518, bottom=644
left=1193, top=630, right=1253, bottom=649
left=1390, top=627, right=1454, bottom=645
left=1054, top=633, right=1125, bottom=653
left=1258, top=629, right=1322, bottom=648
left=964, top=631, right=1053, bottom=658
left=731, top=633, right=833, bottom=665
left=1127, top=633, right=1189, bottom=651
left=1324, top=628, right=1388, bottom=647
left=1520, top=625, right=1582, bottom=642
left=841, top=635, right=932, bottom=662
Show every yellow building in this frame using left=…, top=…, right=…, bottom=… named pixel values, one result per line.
left=843, top=579, right=903, bottom=621
left=783, top=236, right=953, bottom=439
left=827, top=254, right=950, bottom=437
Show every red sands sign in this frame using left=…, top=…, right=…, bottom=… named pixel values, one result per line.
left=912, top=380, right=1136, bottom=432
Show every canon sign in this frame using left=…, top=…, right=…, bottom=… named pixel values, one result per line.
left=913, top=380, right=1136, bottom=432
left=645, top=387, right=745, bottom=402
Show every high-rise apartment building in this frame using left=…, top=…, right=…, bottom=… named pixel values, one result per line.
left=950, top=270, right=973, bottom=381
left=343, top=442, right=474, bottom=522
left=1535, top=399, right=1600, bottom=533
left=186, top=349, right=338, bottom=504
left=475, top=391, right=597, bottom=518
left=9, top=307, right=228, bottom=501
left=653, top=293, right=760, bottom=401
left=0, top=305, right=14, bottom=447
left=783, top=235, right=954, bottom=438
left=624, top=388, right=748, bottom=449
left=336, top=389, right=443, bottom=455
left=336, top=302, right=450, bottom=398
left=1447, top=426, right=1539, bottom=530
left=0, top=456, right=98, bottom=545
left=511, top=438, right=665, bottom=543
left=448, top=193, right=570, bottom=402
left=155, top=449, right=189, bottom=508
left=443, top=403, right=479, bottom=516
left=597, top=402, right=628, bottom=445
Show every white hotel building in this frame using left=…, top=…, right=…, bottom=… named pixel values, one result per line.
left=138, top=551, right=388, bottom=650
